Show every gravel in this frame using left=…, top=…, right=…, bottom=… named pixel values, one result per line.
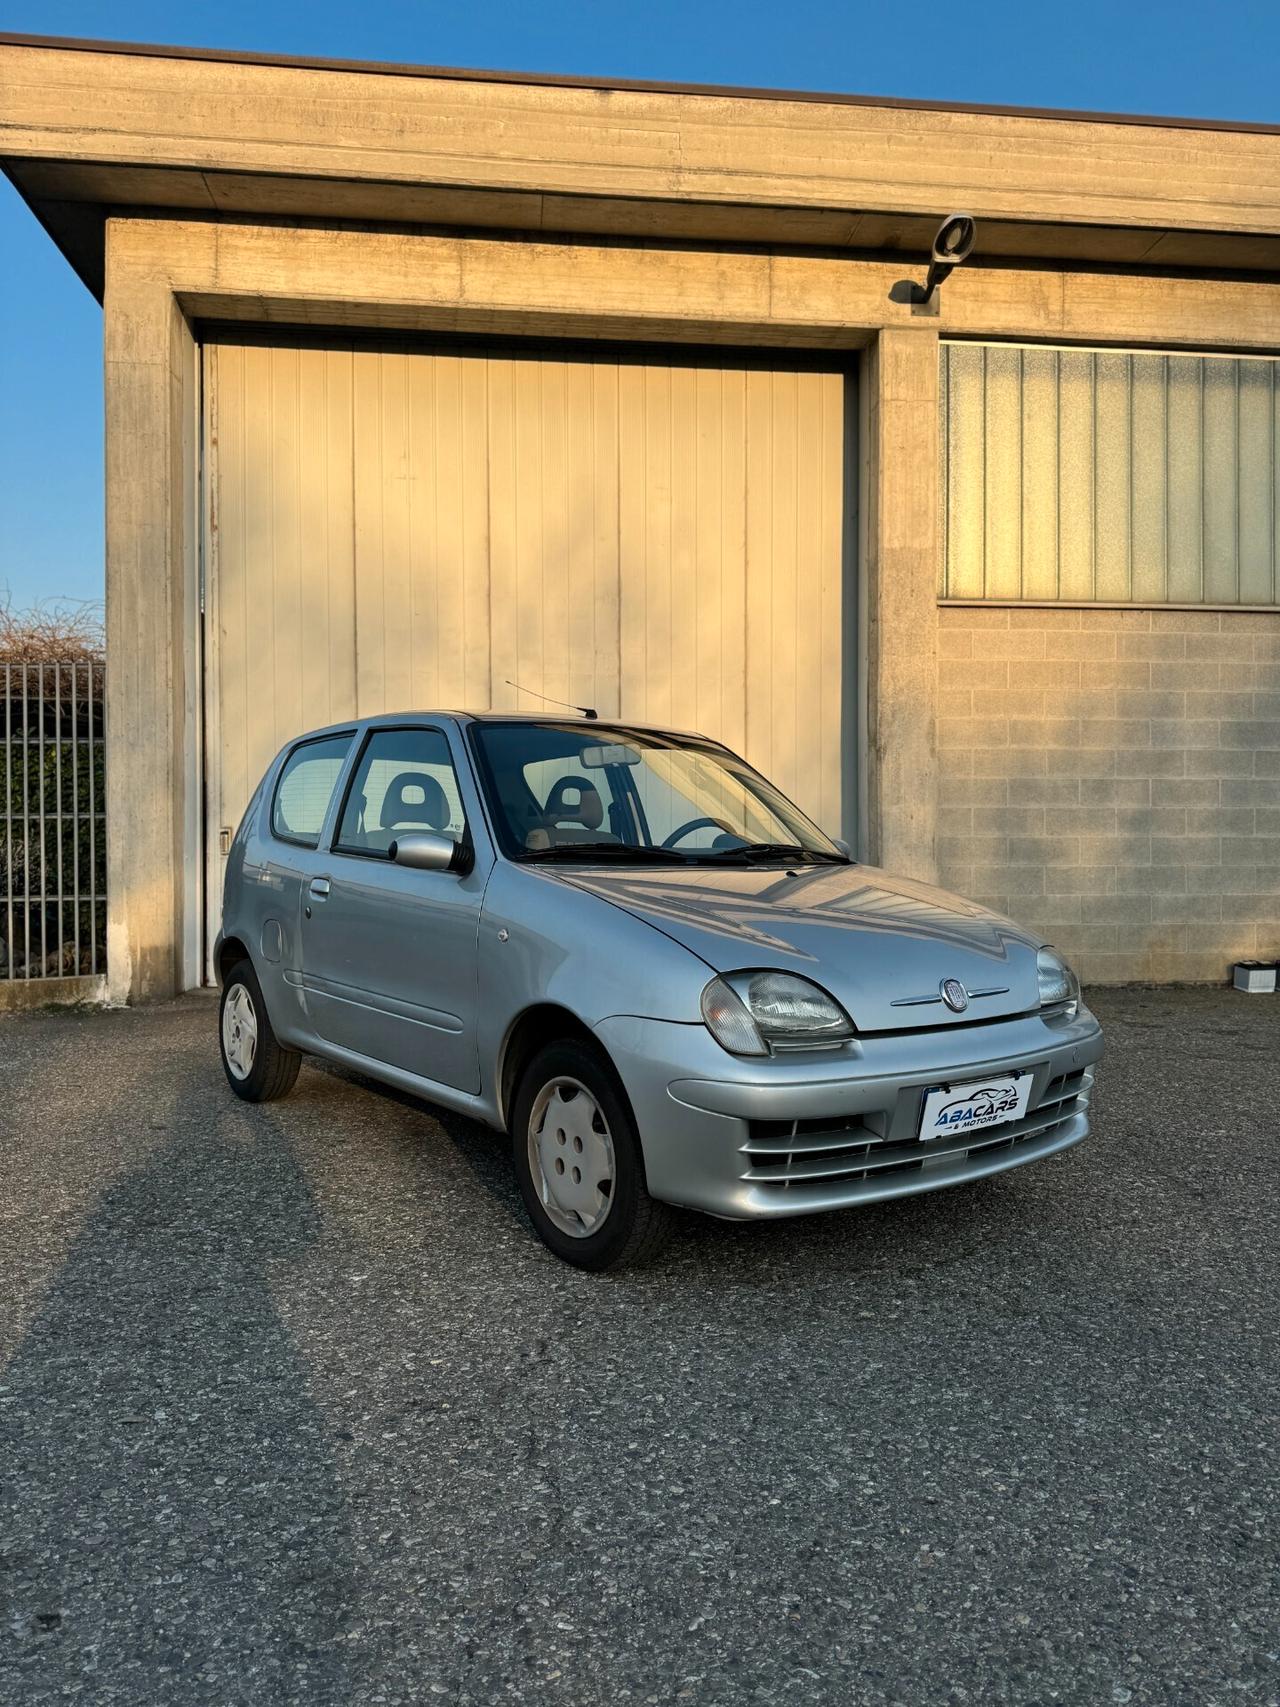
left=1, top=986, right=1276, bottom=1706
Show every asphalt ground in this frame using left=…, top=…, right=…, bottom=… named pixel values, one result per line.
left=0, top=987, right=1276, bottom=1706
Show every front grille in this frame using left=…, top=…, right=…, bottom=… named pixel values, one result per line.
left=741, top=1066, right=1090, bottom=1194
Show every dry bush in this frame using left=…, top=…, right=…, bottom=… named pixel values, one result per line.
left=0, top=593, right=105, bottom=667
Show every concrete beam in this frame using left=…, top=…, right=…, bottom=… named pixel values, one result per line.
left=3, top=39, right=1278, bottom=238
left=138, top=217, right=1280, bottom=353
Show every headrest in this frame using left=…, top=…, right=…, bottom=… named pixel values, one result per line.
left=380, top=770, right=451, bottom=831
left=543, top=774, right=604, bottom=830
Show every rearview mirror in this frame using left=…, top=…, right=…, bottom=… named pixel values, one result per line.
left=389, top=831, right=463, bottom=873
left=580, top=742, right=641, bottom=769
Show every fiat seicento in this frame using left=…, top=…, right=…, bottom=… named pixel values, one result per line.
left=216, top=713, right=1103, bottom=1269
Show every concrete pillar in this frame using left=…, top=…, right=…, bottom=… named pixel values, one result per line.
left=862, top=326, right=940, bottom=883
left=103, top=221, right=198, bottom=1002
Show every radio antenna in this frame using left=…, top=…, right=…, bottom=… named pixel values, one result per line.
left=505, top=679, right=598, bottom=719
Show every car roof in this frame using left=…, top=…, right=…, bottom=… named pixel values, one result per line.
left=287, top=710, right=713, bottom=742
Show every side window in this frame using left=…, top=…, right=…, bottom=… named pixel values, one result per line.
left=336, top=728, right=467, bottom=857
left=271, top=734, right=353, bottom=847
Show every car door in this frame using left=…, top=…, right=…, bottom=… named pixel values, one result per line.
left=298, top=724, right=490, bottom=1093
left=252, top=730, right=357, bottom=1037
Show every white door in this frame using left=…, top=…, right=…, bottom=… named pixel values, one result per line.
left=203, top=338, right=852, bottom=974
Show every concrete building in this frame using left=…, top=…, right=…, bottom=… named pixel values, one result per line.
left=1, top=32, right=1278, bottom=1002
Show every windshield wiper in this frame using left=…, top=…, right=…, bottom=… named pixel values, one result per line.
left=701, top=841, right=850, bottom=864
left=518, top=842, right=690, bottom=864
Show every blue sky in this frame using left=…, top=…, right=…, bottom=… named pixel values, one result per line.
left=1, top=0, right=1277, bottom=610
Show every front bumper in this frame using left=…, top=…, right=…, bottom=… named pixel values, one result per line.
left=594, top=1007, right=1104, bottom=1219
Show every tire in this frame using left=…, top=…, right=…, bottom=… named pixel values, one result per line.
left=219, top=958, right=302, bottom=1103
left=511, top=1039, right=675, bottom=1271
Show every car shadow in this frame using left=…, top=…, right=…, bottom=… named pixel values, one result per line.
left=0, top=1078, right=360, bottom=1701
left=306, top=1057, right=527, bottom=1228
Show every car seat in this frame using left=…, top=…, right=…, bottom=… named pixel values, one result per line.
left=539, top=774, right=615, bottom=846
left=376, top=770, right=453, bottom=848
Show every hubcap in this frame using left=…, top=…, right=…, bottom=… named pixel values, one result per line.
left=527, top=1076, right=616, bottom=1239
left=222, top=983, right=258, bottom=1080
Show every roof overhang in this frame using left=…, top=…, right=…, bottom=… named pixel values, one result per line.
left=3, top=32, right=1278, bottom=303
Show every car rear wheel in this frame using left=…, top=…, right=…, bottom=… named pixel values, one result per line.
left=511, top=1040, right=675, bottom=1271
left=219, top=959, right=301, bottom=1102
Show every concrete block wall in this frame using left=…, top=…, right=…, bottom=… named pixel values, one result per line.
left=935, top=606, right=1280, bottom=983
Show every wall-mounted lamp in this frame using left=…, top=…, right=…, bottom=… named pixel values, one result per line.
left=908, top=213, right=978, bottom=308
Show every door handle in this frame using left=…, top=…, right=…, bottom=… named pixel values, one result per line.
left=309, top=877, right=331, bottom=899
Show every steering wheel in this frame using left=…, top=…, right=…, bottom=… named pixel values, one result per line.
left=661, top=816, right=734, bottom=849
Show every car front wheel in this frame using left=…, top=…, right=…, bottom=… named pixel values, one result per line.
left=511, top=1040, right=675, bottom=1271
left=219, top=959, right=302, bottom=1102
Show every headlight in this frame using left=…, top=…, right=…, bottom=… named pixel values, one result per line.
left=700, top=971, right=854, bottom=1056
left=1036, top=947, right=1080, bottom=1012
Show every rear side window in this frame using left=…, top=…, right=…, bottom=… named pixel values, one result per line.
left=271, top=734, right=353, bottom=847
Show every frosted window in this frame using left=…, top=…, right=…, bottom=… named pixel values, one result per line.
left=941, top=344, right=1280, bottom=605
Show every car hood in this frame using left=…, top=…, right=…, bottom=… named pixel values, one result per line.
left=552, top=861, right=1043, bottom=1032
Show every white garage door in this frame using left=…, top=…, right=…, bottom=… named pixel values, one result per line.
left=203, top=338, right=851, bottom=953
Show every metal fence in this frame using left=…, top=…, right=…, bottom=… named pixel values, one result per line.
left=2, top=662, right=106, bottom=983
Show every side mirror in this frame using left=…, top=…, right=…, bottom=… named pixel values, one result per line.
left=832, top=838, right=852, bottom=859
left=389, top=831, right=465, bottom=873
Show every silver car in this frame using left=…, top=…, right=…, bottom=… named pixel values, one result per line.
left=216, top=713, right=1103, bottom=1270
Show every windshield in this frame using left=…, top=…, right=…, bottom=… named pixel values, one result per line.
left=469, top=721, right=848, bottom=865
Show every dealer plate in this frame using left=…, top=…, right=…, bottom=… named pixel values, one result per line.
left=918, top=1072, right=1032, bottom=1141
